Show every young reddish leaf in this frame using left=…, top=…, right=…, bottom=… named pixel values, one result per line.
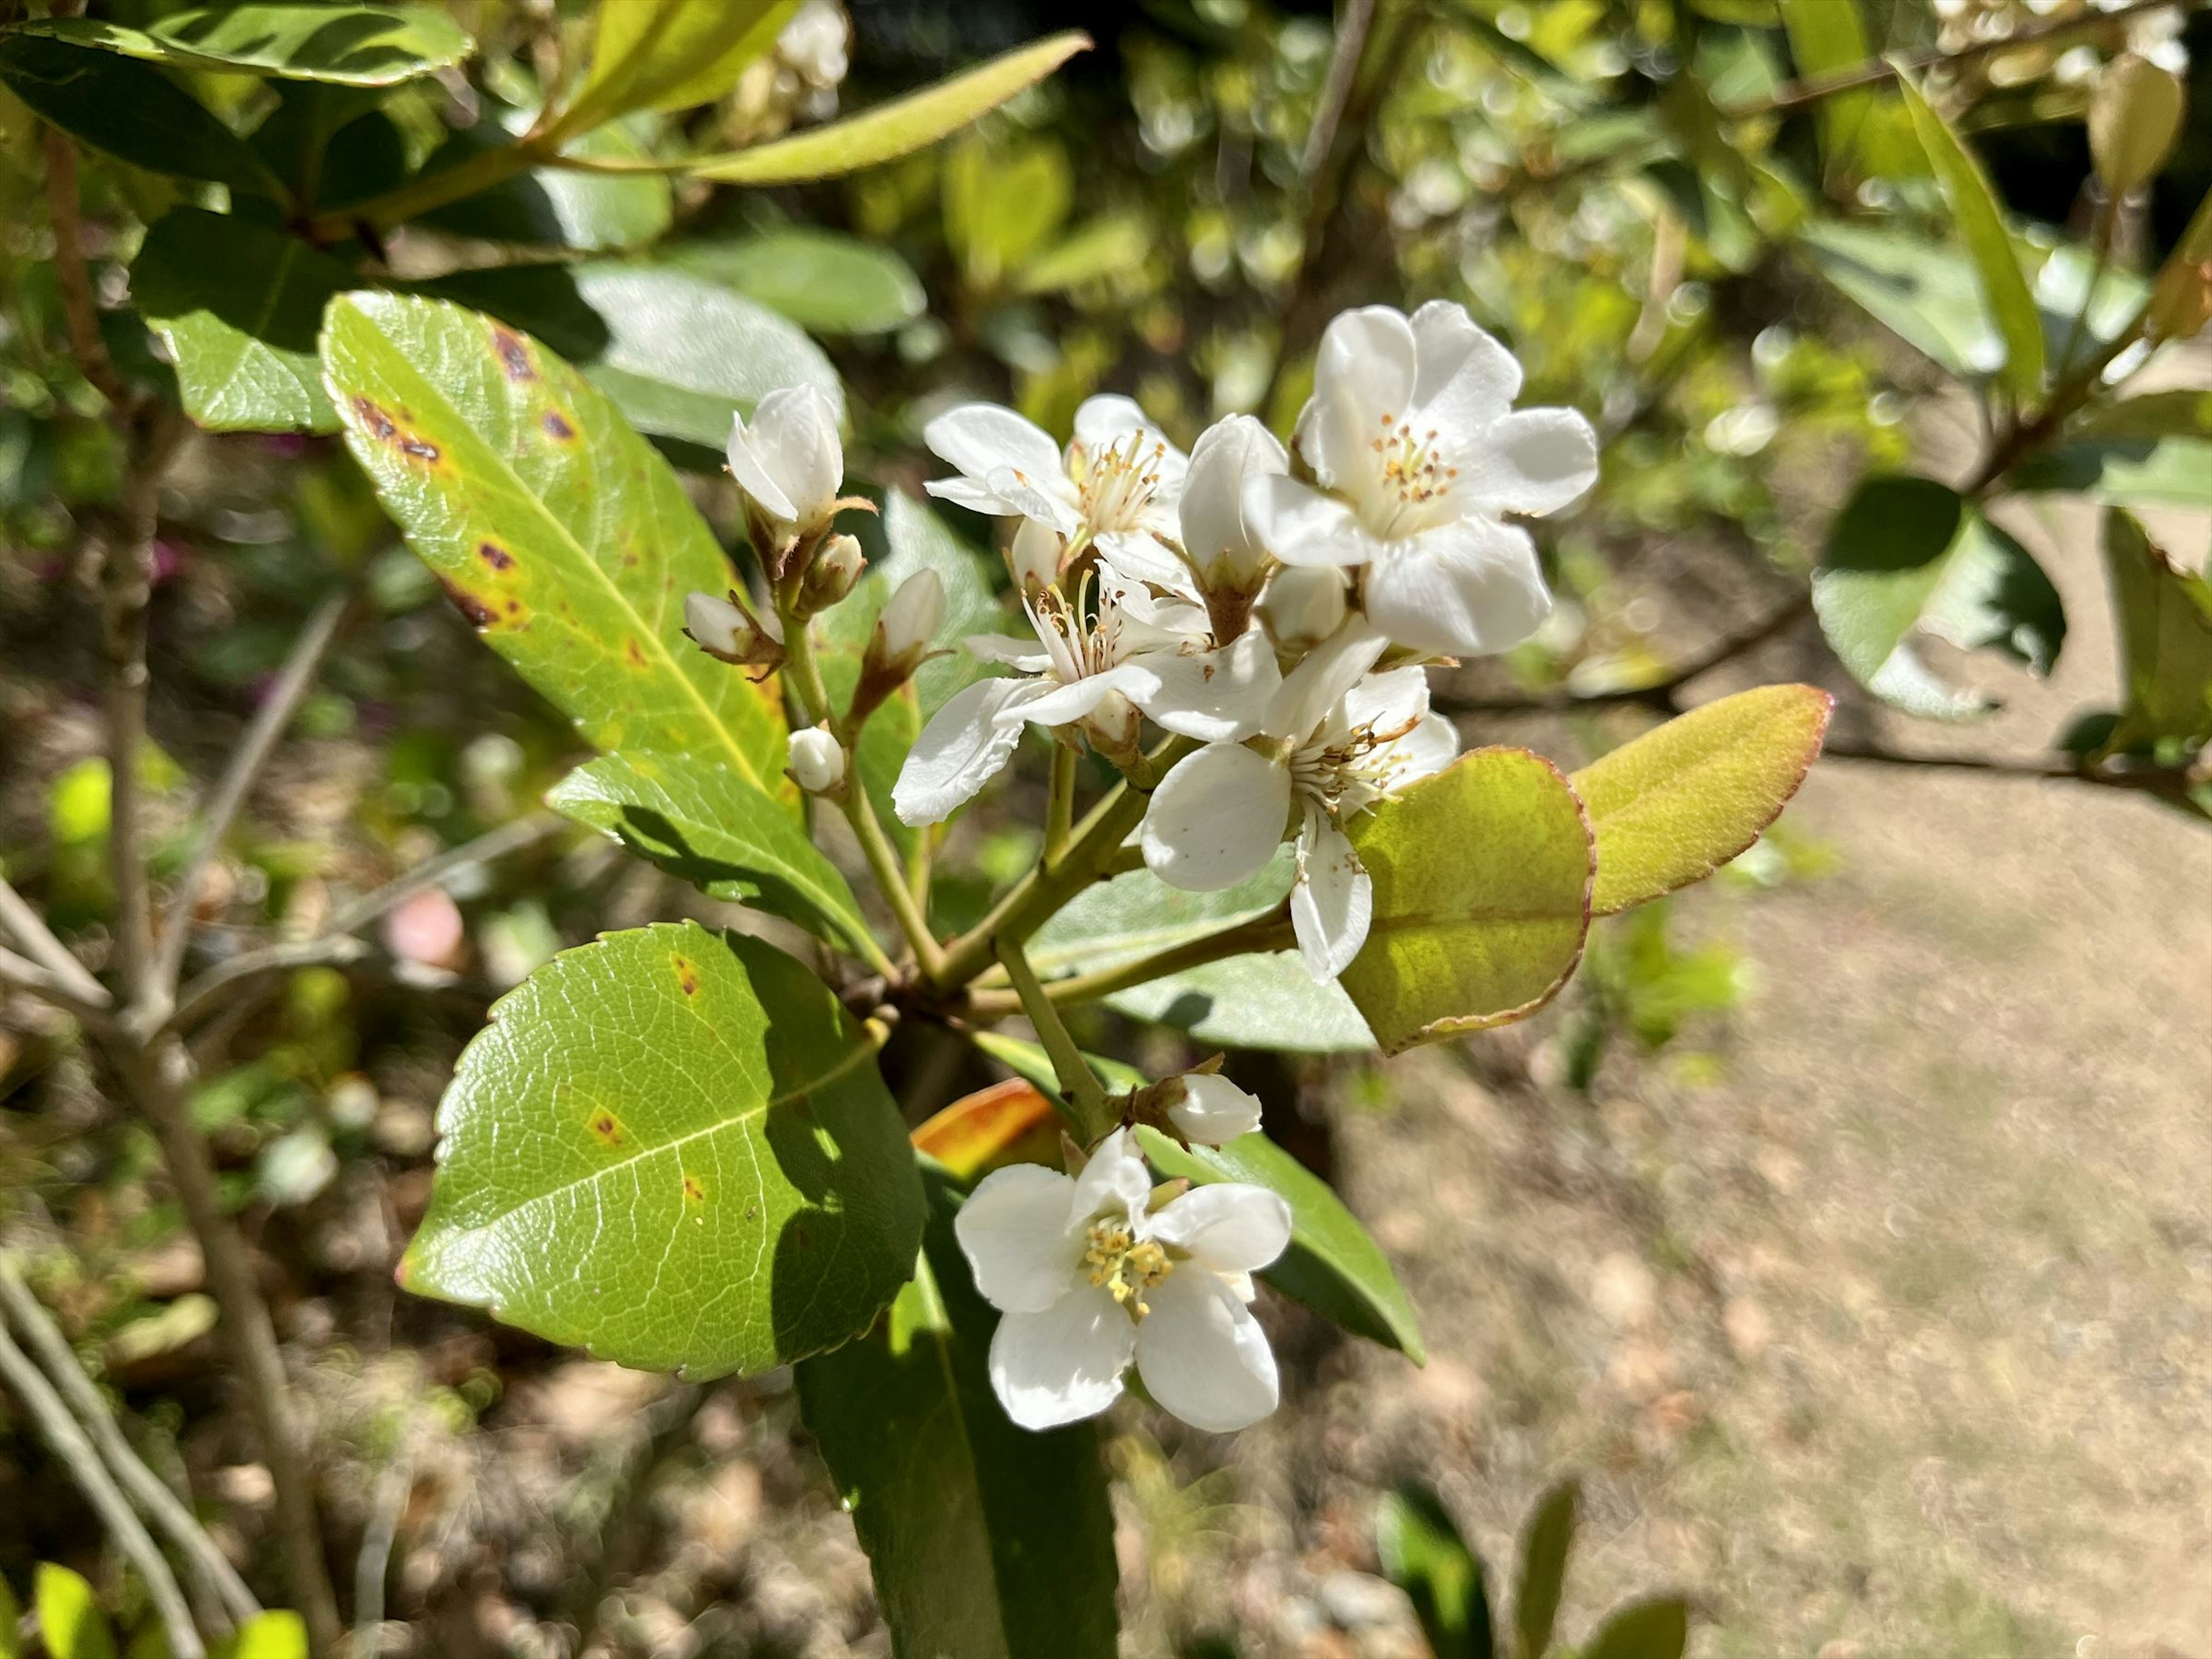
left=911, top=1079, right=1059, bottom=1183
left=1571, top=684, right=1834, bottom=917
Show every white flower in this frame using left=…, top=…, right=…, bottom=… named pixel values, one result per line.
left=786, top=725, right=846, bottom=794
left=924, top=395, right=1190, bottom=586
left=1168, top=1074, right=1262, bottom=1146
left=953, top=1128, right=1291, bottom=1433
left=892, top=570, right=1209, bottom=826
left=1179, top=414, right=1287, bottom=594
left=1243, top=302, right=1598, bottom=657
left=728, top=385, right=844, bottom=541
left=777, top=0, right=849, bottom=93
left=1140, top=623, right=1457, bottom=980
left=685, top=588, right=783, bottom=664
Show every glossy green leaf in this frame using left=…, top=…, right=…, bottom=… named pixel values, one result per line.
left=1777, top=0, right=1873, bottom=177
left=967, top=1032, right=1421, bottom=1358
left=1813, top=475, right=2065, bottom=719
left=27, top=6, right=472, bottom=86
left=1572, top=684, right=1833, bottom=917
left=416, top=120, right=675, bottom=249
left=1032, top=854, right=1374, bottom=1053
left=1583, top=1597, right=1690, bottom=1659
left=1797, top=220, right=2003, bottom=379
left=548, top=751, right=877, bottom=960
left=2102, top=509, right=2212, bottom=753
left=33, top=1565, right=113, bottom=1659
left=565, top=0, right=791, bottom=129
left=2008, top=384, right=2212, bottom=507
left=249, top=81, right=407, bottom=209
left=132, top=208, right=354, bottom=434
left=321, top=292, right=792, bottom=804
left=667, top=231, right=926, bottom=335
left=400, top=922, right=924, bottom=1377
left=638, top=32, right=1091, bottom=184
left=569, top=264, right=842, bottom=449
left=1377, top=1484, right=1493, bottom=1659
left=1515, top=1479, right=1578, bottom=1659
left=210, top=1612, right=308, bottom=1659
left=0, top=31, right=282, bottom=195
left=1342, top=749, right=1594, bottom=1056
left=1896, top=75, right=2044, bottom=400
left=796, top=1173, right=1119, bottom=1659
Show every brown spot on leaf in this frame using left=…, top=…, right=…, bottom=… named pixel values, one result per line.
left=588, top=1109, right=627, bottom=1148
left=478, top=541, right=514, bottom=571
left=351, top=396, right=396, bottom=441
left=673, top=955, right=699, bottom=997
left=397, top=433, right=440, bottom=464
left=682, top=1173, right=706, bottom=1203
left=624, top=638, right=647, bottom=668
left=543, top=411, right=574, bottom=440
left=438, top=577, right=494, bottom=629
left=491, top=327, right=536, bottom=381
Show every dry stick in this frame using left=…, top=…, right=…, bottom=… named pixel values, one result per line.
left=0, top=1315, right=207, bottom=1658
left=154, top=588, right=357, bottom=998
left=0, top=1256, right=260, bottom=1631
left=1817, top=735, right=2198, bottom=804
left=0, top=876, right=108, bottom=1008
left=39, top=127, right=127, bottom=411
left=0, top=942, right=115, bottom=1031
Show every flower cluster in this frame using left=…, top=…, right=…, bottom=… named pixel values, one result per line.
left=902, top=301, right=1597, bottom=979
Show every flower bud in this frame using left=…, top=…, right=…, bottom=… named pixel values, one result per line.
left=1008, top=518, right=1063, bottom=594
left=728, top=385, right=845, bottom=547
left=1257, top=565, right=1348, bottom=653
left=878, top=569, right=945, bottom=667
left=787, top=726, right=847, bottom=795
left=2090, top=54, right=2186, bottom=198
left=1181, top=415, right=1287, bottom=591
left=1080, top=688, right=1142, bottom=767
left=685, top=589, right=783, bottom=668
left=796, top=532, right=865, bottom=617
left=1167, top=1074, right=1262, bottom=1146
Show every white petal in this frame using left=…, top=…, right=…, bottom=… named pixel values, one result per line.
left=1378, top=711, right=1459, bottom=793
left=1069, top=1126, right=1153, bottom=1227
left=1263, top=619, right=1388, bottom=743
left=751, top=385, right=842, bottom=522
left=1342, top=665, right=1430, bottom=736
left=1020, top=663, right=1153, bottom=730
left=1124, top=627, right=1281, bottom=743
left=1181, top=415, right=1287, bottom=580
left=1094, top=529, right=1198, bottom=594
left=726, top=411, right=798, bottom=524
left=954, top=1163, right=1084, bottom=1313
left=1007, top=517, right=1063, bottom=589
left=1304, top=306, right=1417, bottom=488
left=926, top=403, right=1063, bottom=487
left=924, top=474, right=1017, bottom=516
left=965, top=632, right=1055, bottom=671
left=1291, top=812, right=1372, bottom=980
left=1133, top=1270, right=1278, bottom=1433
left=984, top=466, right=1083, bottom=536
left=1363, top=520, right=1551, bottom=658
left=989, top=1290, right=1136, bottom=1430
left=1150, top=1180, right=1291, bottom=1272
left=1165, top=1074, right=1264, bottom=1146
left=1408, top=300, right=1522, bottom=431
left=1461, top=407, right=1600, bottom=517
left=892, top=677, right=1048, bottom=825
left=1072, top=393, right=1154, bottom=449
left=1141, top=742, right=1293, bottom=892
left=1241, top=476, right=1378, bottom=569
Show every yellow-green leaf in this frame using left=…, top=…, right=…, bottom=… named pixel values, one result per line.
left=1777, top=0, right=1874, bottom=177
left=2103, top=508, right=2212, bottom=753
left=563, top=0, right=794, bottom=131
left=34, top=1565, right=114, bottom=1659
left=1896, top=73, right=2044, bottom=400
left=211, top=1612, right=308, bottom=1659
left=1341, top=749, right=1594, bottom=1056
left=1572, top=685, right=1832, bottom=916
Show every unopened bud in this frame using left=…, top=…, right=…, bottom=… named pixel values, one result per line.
left=685, top=589, right=783, bottom=667
left=1080, top=687, right=1142, bottom=766
left=2090, top=54, right=2185, bottom=198
left=1008, top=518, right=1062, bottom=594
left=1257, top=565, right=1348, bottom=652
left=787, top=726, right=847, bottom=795
left=1166, top=1074, right=1262, bottom=1146
left=797, top=532, right=865, bottom=616
left=878, top=569, right=945, bottom=666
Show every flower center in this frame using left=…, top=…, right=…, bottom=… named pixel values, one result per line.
left=1026, top=570, right=1126, bottom=683
left=1077, top=431, right=1168, bottom=534
left=1290, top=713, right=1423, bottom=820
left=1365, top=411, right=1459, bottom=537
left=1084, top=1219, right=1173, bottom=1319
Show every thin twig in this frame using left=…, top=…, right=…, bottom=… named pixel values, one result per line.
left=40, top=126, right=127, bottom=410
left=156, top=589, right=357, bottom=997
left=352, top=1430, right=414, bottom=1643
left=0, top=1256, right=259, bottom=1631
left=0, top=876, right=107, bottom=1007
left=0, top=1315, right=206, bottom=1658
left=964, top=910, right=1297, bottom=1020
left=1819, top=736, right=2200, bottom=804
left=995, top=935, right=1112, bottom=1141
left=0, top=943, right=113, bottom=1030
left=1298, top=0, right=1377, bottom=186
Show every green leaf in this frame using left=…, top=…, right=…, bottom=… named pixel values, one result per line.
left=1777, top=0, right=1874, bottom=177
left=567, top=264, right=842, bottom=450
left=28, top=6, right=474, bottom=86
left=1137, top=1127, right=1423, bottom=1362
left=1813, top=475, right=2066, bottom=720
left=795, top=1173, right=1120, bottom=1659
left=2009, top=387, right=2212, bottom=507
left=321, top=292, right=793, bottom=804
left=1014, top=213, right=1152, bottom=297
left=1342, top=749, right=1594, bottom=1056
left=548, top=751, right=877, bottom=960
left=132, top=208, right=354, bottom=434
left=0, top=1569, right=17, bottom=1659
left=639, top=32, right=1092, bottom=185
left=564, top=0, right=793, bottom=129
left=33, top=1565, right=114, bottom=1659
left=1582, top=1596, right=1690, bottom=1659
left=416, top=119, right=675, bottom=249
left=400, top=922, right=924, bottom=1377
left=1031, top=854, right=1374, bottom=1053
left=2102, top=509, right=2212, bottom=753
left=1514, top=1479, right=1578, bottom=1659
left=966, top=1031, right=1420, bottom=1358
left=1377, top=1484, right=1494, bottom=1659
left=1798, top=220, right=2004, bottom=380
left=210, top=1612, right=308, bottom=1659
left=945, top=134, right=1074, bottom=287
left=666, top=231, right=926, bottom=335
left=0, top=31, right=282, bottom=195
left=1571, top=684, right=1833, bottom=917
left=1896, top=74, right=2044, bottom=400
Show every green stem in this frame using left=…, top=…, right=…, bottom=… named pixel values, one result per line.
left=308, top=137, right=540, bottom=238
left=965, top=910, right=1295, bottom=1019
left=2056, top=196, right=2116, bottom=384
left=1044, top=743, right=1077, bottom=865
left=995, top=935, right=1112, bottom=1141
